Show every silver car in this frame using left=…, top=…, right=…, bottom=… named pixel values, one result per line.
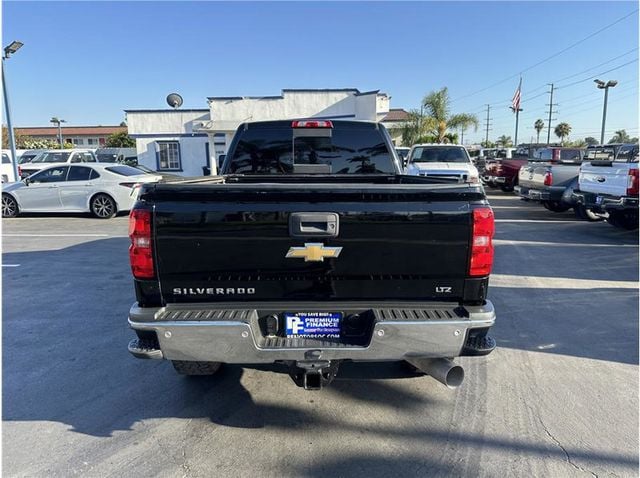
left=2, top=163, right=162, bottom=219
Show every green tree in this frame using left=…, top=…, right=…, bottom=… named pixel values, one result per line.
left=496, top=135, right=512, bottom=147
left=480, top=140, right=495, bottom=148
left=569, top=139, right=587, bottom=147
left=422, top=87, right=479, bottom=143
left=534, top=119, right=545, bottom=144
left=584, top=137, right=599, bottom=146
left=554, top=122, right=571, bottom=145
left=400, top=108, right=434, bottom=146
left=608, top=129, right=631, bottom=144
left=106, top=131, right=135, bottom=148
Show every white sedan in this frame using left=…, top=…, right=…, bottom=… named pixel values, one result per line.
left=2, top=164, right=162, bottom=219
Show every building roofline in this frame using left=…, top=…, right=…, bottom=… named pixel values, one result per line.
left=15, top=125, right=125, bottom=129
left=124, top=109, right=210, bottom=113
left=208, top=88, right=372, bottom=101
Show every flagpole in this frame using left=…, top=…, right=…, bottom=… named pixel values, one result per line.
left=514, top=107, right=522, bottom=145
left=511, top=77, right=523, bottom=146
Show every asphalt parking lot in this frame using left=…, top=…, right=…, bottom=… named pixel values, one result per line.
left=3, top=191, right=638, bottom=477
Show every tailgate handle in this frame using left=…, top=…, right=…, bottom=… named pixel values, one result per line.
left=289, top=213, right=339, bottom=237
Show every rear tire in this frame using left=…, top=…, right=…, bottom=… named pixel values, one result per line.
left=606, top=210, right=638, bottom=230
left=542, top=200, right=571, bottom=213
left=90, top=193, right=117, bottom=219
left=172, top=360, right=222, bottom=375
left=574, top=205, right=604, bottom=222
left=2, top=194, right=18, bottom=218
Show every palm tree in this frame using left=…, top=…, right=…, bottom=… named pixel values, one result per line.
left=400, top=107, right=435, bottom=146
left=534, top=119, right=545, bottom=144
left=422, top=87, right=479, bottom=143
left=554, top=122, right=571, bottom=145
left=497, top=135, right=512, bottom=147
left=608, top=129, right=631, bottom=144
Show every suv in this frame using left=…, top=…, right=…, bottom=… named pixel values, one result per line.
left=405, top=144, right=480, bottom=183
left=19, top=149, right=98, bottom=179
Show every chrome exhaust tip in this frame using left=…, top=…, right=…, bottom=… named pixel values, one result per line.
left=406, top=358, right=464, bottom=389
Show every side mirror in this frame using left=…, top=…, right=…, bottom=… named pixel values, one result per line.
left=24, top=177, right=31, bottom=186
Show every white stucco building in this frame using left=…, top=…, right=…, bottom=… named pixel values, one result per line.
left=126, top=88, right=391, bottom=176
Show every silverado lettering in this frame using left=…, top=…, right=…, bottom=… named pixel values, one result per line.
left=172, top=287, right=256, bottom=296
left=127, top=120, right=497, bottom=390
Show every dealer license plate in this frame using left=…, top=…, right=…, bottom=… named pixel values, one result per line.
left=285, top=312, right=342, bottom=338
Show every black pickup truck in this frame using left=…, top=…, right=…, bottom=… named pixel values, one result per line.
left=127, top=120, right=496, bottom=390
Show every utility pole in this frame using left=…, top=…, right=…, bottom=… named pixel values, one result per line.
left=545, top=84, right=557, bottom=145
left=484, top=104, right=491, bottom=146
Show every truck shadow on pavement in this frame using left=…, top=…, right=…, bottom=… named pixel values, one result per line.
left=1, top=237, right=638, bottom=473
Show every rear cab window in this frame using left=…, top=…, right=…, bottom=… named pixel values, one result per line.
left=223, top=121, right=398, bottom=175
left=614, top=145, right=639, bottom=163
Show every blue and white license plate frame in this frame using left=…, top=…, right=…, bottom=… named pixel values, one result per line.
left=284, top=312, right=342, bottom=338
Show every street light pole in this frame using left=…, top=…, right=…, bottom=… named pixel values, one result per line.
left=595, top=79, right=618, bottom=145
left=50, top=117, right=66, bottom=146
left=2, top=40, right=23, bottom=182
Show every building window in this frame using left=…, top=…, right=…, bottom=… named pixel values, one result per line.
left=72, top=138, right=84, bottom=145
left=87, top=138, right=97, bottom=145
left=157, top=141, right=181, bottom=170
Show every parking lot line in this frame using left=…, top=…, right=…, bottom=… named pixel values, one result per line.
left=494, top=219, right=588, bottom=223
left=490, top=274, right=638, bottom=289
left=494, top=239, right=637, bottom=248
left=2, top=234, right=113, bottom=237
left=2, top=264, right=20, bottom=267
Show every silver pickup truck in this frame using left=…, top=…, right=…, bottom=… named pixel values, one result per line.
left=515, top=148, right=584, bottom=212
left=572, top=143, right=639, bottom=229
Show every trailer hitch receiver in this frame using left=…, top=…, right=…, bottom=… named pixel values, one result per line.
left=289, top=360, right=340, bottom=390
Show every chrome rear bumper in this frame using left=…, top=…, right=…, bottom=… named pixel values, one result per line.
left=128, top=301, right=496, bottom=363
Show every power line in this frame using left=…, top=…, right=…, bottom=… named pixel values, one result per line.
left=450, top=9, right=638, bottom=103
left=556, top=58, right=639, bottom=89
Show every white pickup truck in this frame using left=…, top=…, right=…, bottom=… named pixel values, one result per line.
left=572, top=143, right=639, bottom=229
left=404, top=144, right=480, bottom=183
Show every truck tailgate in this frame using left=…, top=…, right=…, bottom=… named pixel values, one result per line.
left=580, top=162, right=634, bottom=196
left=150, top=184, right=483, bottom=303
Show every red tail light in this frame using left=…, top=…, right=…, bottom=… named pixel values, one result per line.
left=119, top=182, right=136, bottom=188
left=291, top=120, right=333, bottom=128
left=627, top=168, right=639, bottom=196
left=469, top=208, right=495, bottom=277
left=18, top=166, right=22, bottom=178
left=129, top=209, right=154, bottom=279
left=543, top=171, right=553, bottom=186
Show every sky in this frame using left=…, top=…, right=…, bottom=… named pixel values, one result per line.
left=2, top=1, right=638, bottom=144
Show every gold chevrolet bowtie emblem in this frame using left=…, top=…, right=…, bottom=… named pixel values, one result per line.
left=285, top=243, right=343, bottom=262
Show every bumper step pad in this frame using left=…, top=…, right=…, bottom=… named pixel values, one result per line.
left=461, top=334, right=496, bottom=356
left=128, top=338, right=163, bottom=359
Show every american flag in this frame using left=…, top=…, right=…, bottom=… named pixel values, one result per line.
left=511, top=78, right=522, bottom=111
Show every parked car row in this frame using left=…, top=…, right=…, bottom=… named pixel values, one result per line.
left=480, top=143, right=638, bottom=230
left=2, top=163, right=162, bottom=219
left=1, top=147, right=173, bottom=219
